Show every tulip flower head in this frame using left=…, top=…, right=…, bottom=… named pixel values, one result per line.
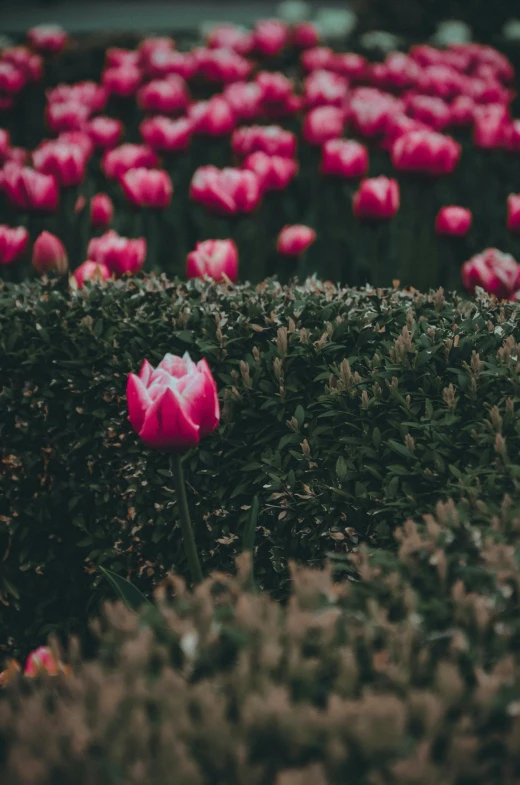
left=27, top=25, right=68, bottom=55
left=127, top=352, right=220, bottom=452
left=87, top=230, right=147, bottom=276
left=120, top=167, right=173, bottom=209
left=0, top=224, right=29, bottom=265
left=90, top=193, right=114, bottom=228
left=140, top=116, right=192, bottom=153
left=321, top=138, right=369, bottom=178
left=353, top=177, right=400, bottom=221
left=435, top=206, right=472, bottom=237
left=507, top=194, right=520, bottom=233
left=242, top=151, right=298, bottom=191
left=391, top=129, right=461, bottom=176
left=2, top=166, right=59, bottom=212
left=277, top=224, right=317, bottom=256
left=190, top=165, right=262, bottom=216
left=32, top=231, right=68, bottom=275
left=73, top=260, right=111, bottom=288
left=462, top=248, right=520, bottom=299
left=24, top=646, right=61, bottom=677
left=187, top=239, right=238, bottom=283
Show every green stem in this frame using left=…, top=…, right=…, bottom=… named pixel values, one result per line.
left=170, top=453, right=204, bottom=584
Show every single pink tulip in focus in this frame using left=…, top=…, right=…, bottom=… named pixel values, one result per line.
left=462, top=248, right=520, bottom=299
left=126, top=352, right=220, bottom=451
left=119, top=167, right=173, bottom=209
left=73, top=260, right=111, bottom=288
left=277, top=225, right=316, bottom=257
left=0, top=225, right=29, bottom=265
left=87, top=230, right=147, bottom=276
left=187, top=239, right=238, bottom=283
left=435, top=206, right=472, bottom=237
left=32, top=230, right=68, bottom=275
left=90, top=193, right=114, bottom=228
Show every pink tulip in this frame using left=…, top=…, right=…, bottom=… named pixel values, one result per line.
left=293, top=22, right=320, bottom=49
left=87, top=230, right=146, bottom=276
left=205, top=23, right=254, bottom=56
left=32, top=140, right=87, bottom=188
left=391, top=130, right=461, bottom=176
left=187, top=238, right=238, bottom=282
left=253, top=19, right=289, bottom=57
left=303, top=69, right=349, bottom=109
left=90, top=193, right=114, bottom=228
left=27, top=25, right=68, bottom=54
left=321, top=139, right=368, bottom=178
left=102, top=143, right=158, bottom=180
left=277, top=225, right=316, bottom=257
left=462, top=248, right=520, bottom=299
left=73, top=260, right=111, bottom=288
left=145, top=49, right=197, bottom=81
left=137, top=76, right=189, bottom=114
left=32, top=231, right=68, bottom=274
left=126, top=352, right=220, bottom=451
left=222, top=81, right=263, bottom=122
left=45, top=101, right=91, bottom=133
left=102, top=65, right=142, bottom=97
left=353, top=177, right=400, bottom=221
left=3, top=165, right=59, bottom=212
left=256, top=71, right=293, bottom=103
left=507, top=194, right=520, bottom=233
left=24, top=647, right=61, bottom=677
left=194, top=47, right=252, bottom=84
left=87, top=116, right=124, bottom=149
left=119, top=167, right=173, bottom=209
left=231, top=124, right=296, bottom=159
left=139, top=115, right=192, bottom=152
left=303, top=106, right=346, bottom=146
left=188, top=96, right=236, bottom=136
left=435, top=206, right=472, bottom=237
left=0, top=225, right=29, bottom=265
left=47, top=81, right=107, bottom=112
left=0, top=62, right=27, bottom=94
left=190, top=165, right=262, bottom=216
left=242, top=151, right=298, bottom=191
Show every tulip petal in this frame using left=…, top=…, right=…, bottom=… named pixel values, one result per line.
left=127, top=373, right=151, bottom=433
left=139, top=386, right=200, bottom=451
left=138, top=358, right=154, bottom=384
left=157, top=352, right=188, bottom=377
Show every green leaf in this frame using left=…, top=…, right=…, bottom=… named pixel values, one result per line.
left=294, top=405, right=305, bottom=427
left=336, top=456, right=348, bottom=482
left=99, top=566, right=152, bottom=613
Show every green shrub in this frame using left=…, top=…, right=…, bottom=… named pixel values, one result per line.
left=1, top=275, right=520, bottom=656
left=3, top=494, right=520, bottom=785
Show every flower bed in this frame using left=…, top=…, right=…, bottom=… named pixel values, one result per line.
left=1, top=22, right=520, bottom=292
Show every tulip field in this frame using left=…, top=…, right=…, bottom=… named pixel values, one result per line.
left=2, top=12, right=520, bottom=785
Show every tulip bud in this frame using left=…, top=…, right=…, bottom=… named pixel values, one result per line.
left=0, top=224, right=29, bottom=265
left=137, top=76, right=189, bottom=114
left=293, top=22, right=321, bottom=49
left=102, top=143, right=158, bottom=180
left=90, top=193, right=114, bottom=228
left=187, top=239, right=238, bottom=283
left=507, top=194, right=520, bottom=233
left=277, top=224, right=316, bottom=256
left=32, top=231, right=68, bottom=275
left=232, top=124, right=297, bottom=158
left=188, top=96, right=236, bottom=136
left=253, top=19, right=289, bottom=57
left=140, top=116, right=192, bottom=153
left=435, top=206, right=472, bottom=237
left=73, top=260, right=111, bottom=288
left=87, top=116, right=124, bottom=149
left=353, top=177, right=400, bottom=221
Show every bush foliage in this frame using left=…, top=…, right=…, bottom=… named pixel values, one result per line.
left=1, top=275, right=520, bottom=655
left=3, top=492, right=520, bottom=785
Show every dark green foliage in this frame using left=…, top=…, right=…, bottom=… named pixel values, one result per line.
left=0, top=275, right=520, bottom=656
left=4, top=495, right=520, bottom=785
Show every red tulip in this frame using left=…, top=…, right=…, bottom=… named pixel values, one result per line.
left=404, top=94, right=451, bottom=131
left=242, top=151, right=298, bottom=191
left=47, top=81, right=107, bottom=113
left=105, top=48, right=140, bottom=70
left=87, top=230, right=147, bottom=276
left=140, top=115, right=192, bottom=152
left=222, top=81, right=263, bottom=122
left=3, top=165, right=59, bottom=211
left=462, top=248, right=520, bottom=299
left=127, top=352, right=219, bottom=452
left=45, top=101, right=91, bottom=133
left=120, top=167, right=173, bottom=209
left=188, top=96, right=236, bottom=136
left=293, top=22, right=320, bottom=49
left=73, top=260, right=111, bottom=288
left=187, top=238, right=238, bottom=282
left=87, top=116, right=123, bottom=149
left=205, top=23, right=254, bottom=55
left=0, top=225, right=29, bottom=265
left=194, top=47, right=252, bottom=84
left=507, top=194, right=520, bottom=233
left=473, top=105, right=509, bottom=149
left=435, top=206, right=472, bottom=236
left=27, top=24, right=68, bottom=54
left=102, top=144, right=158, bottom=179
left=449, top=95, right=475, bottom=127
left=231, top=125, right=296, bottom=159
left=190, top=165, right=262, bottom=215
left=349, top=88, right=400, bottom=138
left=102, top=65, right=142, bottom=97
left=277, top=225, right=316, bottom=256
left=137, top=76, right=189, bottom=114
left=410, top=44, right=446, bottom=68
left=0, top=62, right=27, bottom=94
left=303, top=69, right=349, bottom=109
left=145, top=49, right=197, bottom=81
left=256, top=71, right=293, bottom=103
left=303, top=106, right=346, bottom=146
left=0, top=128, right=9, bottom=159
left=253, top=19, right=289, bottom=57
left=353, top=177, right=400, bottom=221
left=2, top=46, right=43, bottom=83
left=32, top=230, right=68, bottom=274
left=321, top=138, right=368, bottom=178
left=32, top=141, right=87, bottom=187
left=391, top=130, right=461, bottom=176
left=301, top=46, right=334, bottom=73
left=90, top=193, right=114, bottom=228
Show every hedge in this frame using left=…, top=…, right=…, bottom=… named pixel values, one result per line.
left=3, top=489, right=520, bottom=784
left=1, top=275, right=520, bottom=657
